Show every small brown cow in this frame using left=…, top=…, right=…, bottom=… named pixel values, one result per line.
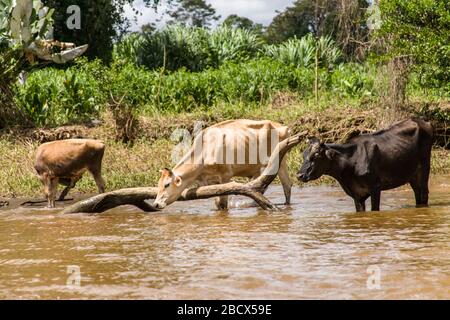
left=34, top=139, right=106, bottom=208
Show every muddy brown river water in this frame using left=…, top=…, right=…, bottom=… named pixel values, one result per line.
left=0, top=177, right=449, bottom=300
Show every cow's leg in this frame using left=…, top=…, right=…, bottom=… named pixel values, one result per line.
left=278, top=159, right=292, bottom=205
left=410, top=168, right=429, bottom=207
left=419, top=156, right=431, bottom=206
left=370, top=189, right=381, bottom=211
left=215, top=177, right=230, bottom=210
left=58, top=186, right=71, bottom=201
left=89, top=168, right=105, bottom=194
left=419, top=179, right=430, bottom=206
left=58, top=178, right=72, bottom=201
left=410, top=178, right=422, bottom=206
left=41, top=173, right=50, bottom=206
left=215, top=196, right=229, bottom=210
left=414, top=139, right=432, bottom=207
left=58, top=176, right=81, bottom=201
left=46, top=177, right=59, bottom=208
left=354, top=198, right=366, bottom=212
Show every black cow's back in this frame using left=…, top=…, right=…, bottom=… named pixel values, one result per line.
left=346, top=118, right=432, bottom=190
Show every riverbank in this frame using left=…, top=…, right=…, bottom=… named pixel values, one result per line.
left=1, top=100, right=450, bottom=198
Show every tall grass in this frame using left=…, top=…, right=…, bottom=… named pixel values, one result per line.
left=264, top=34, right=342, bottom=68
left=208, top=26, right=264, bottom=66
left=114, top=25, right=265, bottom=71
left=112, top=33, right=146, bottom=66
left=113, top=26, right=343, bottom=72
left=138, top=25, right=211, bottom=72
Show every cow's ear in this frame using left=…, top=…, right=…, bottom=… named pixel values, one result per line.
left=160, top=168, right=174, bottom=177
left=325, top=149, right=335, bottom=159
left=174, top=176, right=183, bottom=187
left=355, top=142, right=378, bottom=177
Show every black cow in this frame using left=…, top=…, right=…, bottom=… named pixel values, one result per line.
left=297, top=118, right=433, bottom=212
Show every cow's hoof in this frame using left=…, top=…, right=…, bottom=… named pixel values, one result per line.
left=214, top=199, right=228, bottom=210
left=214, top=203, right=228, bottom=210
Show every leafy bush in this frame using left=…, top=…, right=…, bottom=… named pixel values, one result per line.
left=379, top=0, right=450, bottom=88
left=112, top=33, right=146, bottom=66
left=114, top=26, right=344, bottom=74
left=143, top=58, right=316, bottom=112
left=16, top=59, right=107, bottom=126
left=330, top=63, right=376, bottom=98
left=15, top=57, right=383, bottom=126
left=143, top=25, right=211, bottom=72
left=113, top=25, right=264, bottom=72
left=208, top=26, right=264, bottom=66
left=263, top=34, right=342, bottom=69
left=107, top=62, right=156, bottom=107
left=264, top=37, right=314, bottom=68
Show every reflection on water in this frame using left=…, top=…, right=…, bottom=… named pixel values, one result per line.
left=0, top=177, right=449, bottom=299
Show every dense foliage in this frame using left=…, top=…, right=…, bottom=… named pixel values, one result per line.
left=113, top=25, right=344, bottom=72
left=379, top=0, right=450, bottom=89
left=0, top=0, right=86, bottom=128
left=2, top=0, right=449, bottom=129
left=166, top=0, right=220, bottom=28
left=113, top=25, right=265, bottom=71
left=266, top=0, right=370, bottom=49
left=16, top=56, right=380, bottom=126
left=264, top=34, right=342, bottom=68
left=42, top=0, right=163, bottom=62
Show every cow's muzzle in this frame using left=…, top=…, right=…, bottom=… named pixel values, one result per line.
left=297, top=172, right=309, bottom=182
left=153, top=201, right=166, bottom=210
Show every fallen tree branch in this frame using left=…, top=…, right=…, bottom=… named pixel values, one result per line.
left=61, top=132, right=307, bottom=215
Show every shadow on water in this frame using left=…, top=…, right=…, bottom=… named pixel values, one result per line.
left=0, top=175, right=449, bottom=299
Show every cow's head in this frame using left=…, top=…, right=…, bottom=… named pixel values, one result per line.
left=297, top=137, right=332, bottom=182
left=153, top=168, right=184, bottom=209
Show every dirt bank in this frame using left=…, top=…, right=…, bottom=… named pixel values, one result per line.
left=1, top=102, right=450, bottom=198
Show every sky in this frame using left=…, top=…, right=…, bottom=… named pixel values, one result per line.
left=124, top=0, right=295, bottom=32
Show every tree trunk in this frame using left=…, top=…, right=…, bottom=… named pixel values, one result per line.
left=61, top=132, right=307, bottom=215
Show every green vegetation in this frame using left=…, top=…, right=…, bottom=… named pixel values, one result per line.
left=3, top=1, right=448, bottom=129
left=379, top=0, right=450, bottom=89
left=0, top=0, right=88, bottom=128
left=265, top=0, right=371, bottom=60
left=15, top=27, right=383, bottom=127
left=42, top=0, right=162, bottom=62
left=16, top=55, right=383, bottom=126
left=166, top=0, right=220, bottom=28
left=114, top=25, right=264, bottom=71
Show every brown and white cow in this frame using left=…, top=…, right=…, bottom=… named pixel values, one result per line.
left=154, top=119, right=292, bottom=210
left=34, top=139, right=106, bottom=208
